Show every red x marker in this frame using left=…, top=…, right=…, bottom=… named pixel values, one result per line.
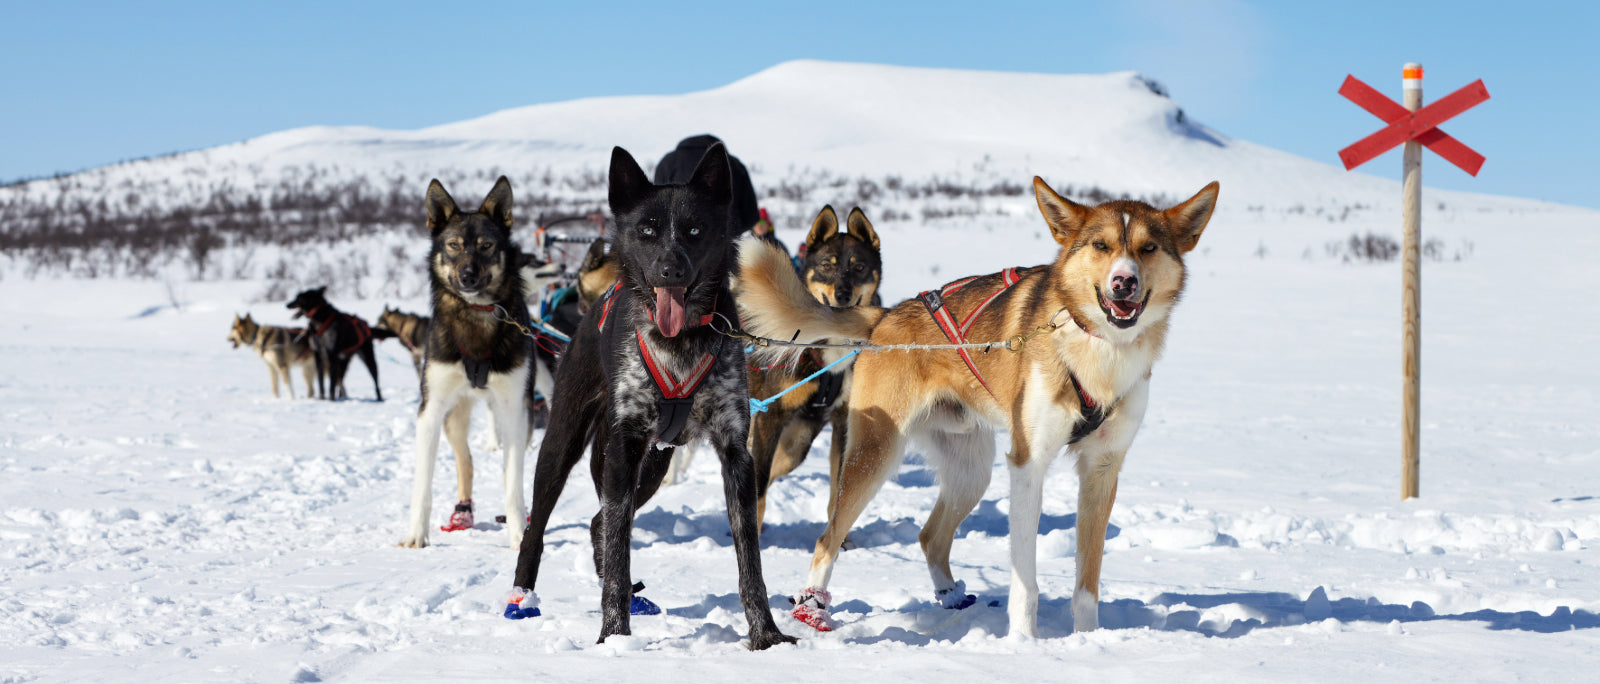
left=1339, top=74, right=1489, bottom=175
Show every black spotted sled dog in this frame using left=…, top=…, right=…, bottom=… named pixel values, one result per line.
left=504, top=144, right=794, bottom=650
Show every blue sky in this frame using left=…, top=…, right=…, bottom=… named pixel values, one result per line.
left=3, top=1, right=1596, bottom=208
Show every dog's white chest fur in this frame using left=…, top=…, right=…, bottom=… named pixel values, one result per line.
left=425, top=357, right=529, bottom=404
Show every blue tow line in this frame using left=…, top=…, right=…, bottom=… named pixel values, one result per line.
left=529, top=318, right=571, bottom=343
left=748, top=349, right=860, bottom=414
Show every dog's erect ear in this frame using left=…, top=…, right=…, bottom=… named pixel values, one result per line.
left=315, top=286, right=327, bottom=297
left=687, top=142, right=733, bottom=207
left=806, top=205, right=839, bottom=247
left=608, top=147, right=653, bottom=217
left=1163, top=181, right=1220, bottom=253
left=845, top=207, right=880, bottom=250
left=426, top=180, right=459, bottom=235
left=582, top=238, right=609, bottom=270
left=480, top=176, right=514, bottom=230
left=1033, top=177, right=1090, bottom=247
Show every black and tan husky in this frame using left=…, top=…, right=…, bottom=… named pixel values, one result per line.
left=285, top=288, right=385, bottom=401
left=227, top=313, right=317, bottom=399
left=374, top=307, right=430, bottom=379
left=746, top=205, right=881, bottom=528
left=505, top=144, right=793, bottom=650
left=399, top=176, right=548, bottom=550
left=738, top=177, right=1219, bottom=637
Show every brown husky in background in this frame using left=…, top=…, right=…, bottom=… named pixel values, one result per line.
left=375, top=307, right=430, bottom=379
left=737, top=177, right=1218, bottom=637
left=746, top=205, right=882, bottom=528
left=228, top=313, right=316, bottom=398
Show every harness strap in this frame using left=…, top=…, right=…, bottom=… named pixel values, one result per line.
left=456, top=342, right=491, bottom=390
left=918, top=268, right=1018, bottom=401
left=635, top=330, right=721, bottom=444
left=337, top=317, right=371, bottom=356
left=919, top=267, right=1109, bottom=443
left=595, top=283, right=622, bottom=331
left=636, top=331, right=717, bottom=399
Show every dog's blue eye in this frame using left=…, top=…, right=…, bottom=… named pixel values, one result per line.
left=641, top=226, right=656, bottom=237
left=688, top=226, right=699, bottom=236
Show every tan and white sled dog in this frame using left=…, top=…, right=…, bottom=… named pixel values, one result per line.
left=228, top=313, right=316, bottom=398
left=736, top=177, right=1218, bottom=637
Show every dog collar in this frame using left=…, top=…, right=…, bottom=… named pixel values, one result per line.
left=1068, top=310, right=1103, bottom=340
left=466, top=302, right=496, bottom=312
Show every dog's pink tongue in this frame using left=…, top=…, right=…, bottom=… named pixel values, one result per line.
left=654, top=287, right=688, bottom=337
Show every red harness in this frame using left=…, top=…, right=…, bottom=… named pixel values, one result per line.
left=594, top=282, right=723, bottom=444
left=918, top=268, right=1023, bottom=400
left=306, top=306, right=373, bottom=356
left=918, top=269, right=1106, bottom=442
left=635, top=330, right=717, bottom=400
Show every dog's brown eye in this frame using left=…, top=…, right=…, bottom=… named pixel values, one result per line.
left=478, top=241, right=495, bottom=253
left=1141, top=243, right=1158, bottom=253
left=1093, top=241, right=1110, bottom=252
left=447, top=240, right=463, bottom=251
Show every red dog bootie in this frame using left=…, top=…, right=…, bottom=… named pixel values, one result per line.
left=790, top=587, right=837, bottom=632
left=440, top=500, right=474, bottom=532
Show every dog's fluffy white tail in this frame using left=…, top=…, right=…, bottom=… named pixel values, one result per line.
left=736, top=235, right=884, bottom=346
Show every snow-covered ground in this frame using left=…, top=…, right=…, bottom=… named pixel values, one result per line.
left=3, top=197, right=1599, bottom=681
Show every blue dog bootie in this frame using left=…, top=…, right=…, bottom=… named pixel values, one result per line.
left=504, top=587, right=541, bottom=619
left=629, top=596, right=661, bottom=616
left=629, top=581, right=661, bottom=615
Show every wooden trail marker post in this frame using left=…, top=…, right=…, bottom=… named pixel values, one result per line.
left=1338, top=63, right=1489, bottom=499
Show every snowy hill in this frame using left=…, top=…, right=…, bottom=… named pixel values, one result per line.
left=1, top=60, right=1575, bottom=282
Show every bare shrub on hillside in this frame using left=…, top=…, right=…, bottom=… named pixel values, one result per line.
left=1326, top=232, right=1473, bottom=263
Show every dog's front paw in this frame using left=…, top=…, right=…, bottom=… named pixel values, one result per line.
left=399, top=533, right=429, bottom=549
left=747, top=628, right=798, bottom=650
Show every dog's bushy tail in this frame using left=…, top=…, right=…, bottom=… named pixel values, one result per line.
left=736, top=235, right=885, bottom=348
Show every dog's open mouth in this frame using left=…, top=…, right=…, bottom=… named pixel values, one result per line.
left=1096, top=286, right=1150, bottom=329
left=653, top=287, right=688, bottom=337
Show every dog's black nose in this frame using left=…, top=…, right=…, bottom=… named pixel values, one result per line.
left=657, top=261, right=686, bottom=282
left=1110, top=274, right=1138, bottom=299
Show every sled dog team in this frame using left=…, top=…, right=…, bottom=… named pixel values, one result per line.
left=231, top=136, right=1220, bottom=649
